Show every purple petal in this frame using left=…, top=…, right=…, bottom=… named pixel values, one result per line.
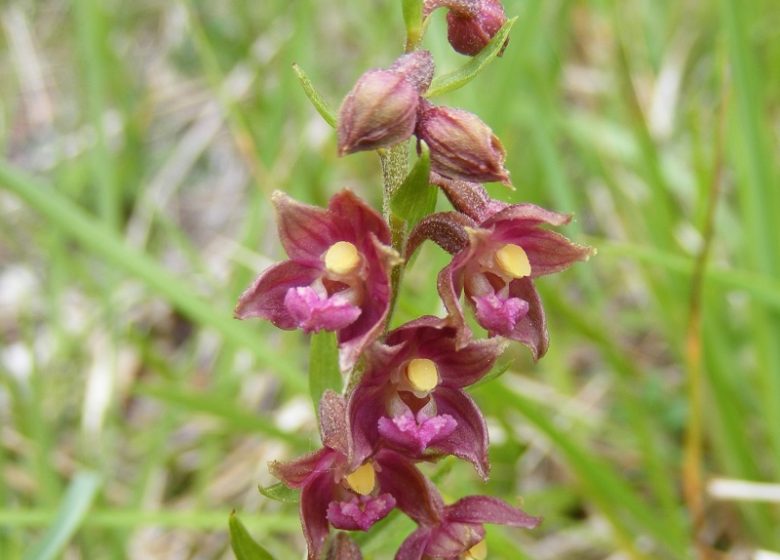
left=328, top=190, right=392, bottom=248
left=374, top=449, right=444, bottom=526
left=327, top=493, right=396, bottom=531
left=395, top=527, right=432, bottom=560
left=446, top=495, right=541, bottom=529
left=234, top=261, right=321, bottom=326
left=385, top=317, right=502, bottom=388
left=300, top=471, right=337, bottom=560
left=284, top=286, right=362, bottom=333
left=424, top=521, right=485, bottom=558
left=431, top=387, right=490, bottom=479
left=505, top=278, right=548, bottom=360
left=437, top=258, right=472, bottom=349
left=378, top=410, right=457, bottom=454
left=472, top=292, right=529, bottom=336
left=348, top=380, right=389, bottom=466
left=483, top=202, right=573, bottom=229
left=269, top=447, right=338, bottom=489
left=507, top=229, right=594, bottom=277
left=273, top=191, right=339, bottom=264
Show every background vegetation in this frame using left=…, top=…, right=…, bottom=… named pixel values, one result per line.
left=1, top=0, right=779, bottom=558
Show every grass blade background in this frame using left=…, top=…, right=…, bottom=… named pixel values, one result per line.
left=2, top=0, right=779, bottom=557
left=23, top=472, right=101, bottom=560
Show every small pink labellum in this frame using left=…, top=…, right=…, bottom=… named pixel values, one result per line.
left=378, top=410, right=458, bottom=454
left=284, top=286, right=362, bottom=333
left=472, top=292, right=529, bottom=336
left=326, top=493, right=397, bottom=531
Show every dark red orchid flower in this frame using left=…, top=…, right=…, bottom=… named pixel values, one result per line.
left=395, top=495, right=541, bottom=560
left=271, top=392, right=441, bottom=559
left=234, top=190, right=399, bottom=370
left=408, top=185, right=593, bottom=359
left=349, top=317, right=502, bottom=479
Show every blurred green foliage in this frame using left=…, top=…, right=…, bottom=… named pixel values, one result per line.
left=1, top=0, right=780, bottom=558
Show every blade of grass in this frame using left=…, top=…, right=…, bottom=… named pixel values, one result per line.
left=23, top=471, right=101, bottom=560
left=681, top=68, right=727, bottom=555
left=426, top=17, right=518, bottom=98
left=0, top=161, right=304, bottom=390
left=703, top=314, right=779, bottom=544
left=135, top=384, right=309, bottom=446
left=476, top=382, right=689, bottom=559
left=719, top=0, right=780, bottom=487
left=594, top=240, right=780, bottom=313
left=0, top=510, right=297, bottom=530
left=74, top=0, right=119, bottom=230
left=292, top=63, right=337, bottom=128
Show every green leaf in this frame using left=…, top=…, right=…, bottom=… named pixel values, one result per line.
left=292, top=63, right=337, bottom=128
left=23, top=471, right=101, bottom=560
left=402, top=0, right=424, bottom=50
left=390, top=142, right=437, bottom=230
left=229, top=513, right=274, bottom=560
left=258, top=482, right=300, bottom=504
left=309, top=330, right=342, bottom=416
left=426, top=17, right=518, bottom=98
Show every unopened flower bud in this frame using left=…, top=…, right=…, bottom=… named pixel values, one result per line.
left=389, top=50, right=435, bottom=94
left=338, top=70, right=419, bottom=155
left=416, top=104, right=510, bottom=185
left=447, top=0, right=507, bottom=56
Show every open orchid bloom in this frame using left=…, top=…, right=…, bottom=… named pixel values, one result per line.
left=395, top=495, right=541, bottom=560
left=349, top=317, right=502, bottom=479
left=234, top=190, right=399, bottom=370
left=407, top=202, right=594, bottom=359
left=271, top=392, right=441, bottom=559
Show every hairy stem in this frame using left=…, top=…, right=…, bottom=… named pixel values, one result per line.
left=379, top=142, right=410, bottom=326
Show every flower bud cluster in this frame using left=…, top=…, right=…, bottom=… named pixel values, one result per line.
left=338, top=51, right=511, bottom=186
left=235, top=1, right=593, bottom=558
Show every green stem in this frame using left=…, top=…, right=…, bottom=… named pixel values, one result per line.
left=379, top=143, right=410, bottom=326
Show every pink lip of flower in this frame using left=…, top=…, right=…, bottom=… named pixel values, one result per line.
left=268, top=391, right=444, bottom=560
left=395, top=495, right=541, bottom=560
left=406, top=202, right=594, bottom=359
left=233, top=189, right=399, bottom=370
left=349, top=316, right=503, bottom=479
left=377, top=409, right=458, bottom=455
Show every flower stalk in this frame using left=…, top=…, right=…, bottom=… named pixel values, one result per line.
left=230, top=1, right=593, bottom=557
